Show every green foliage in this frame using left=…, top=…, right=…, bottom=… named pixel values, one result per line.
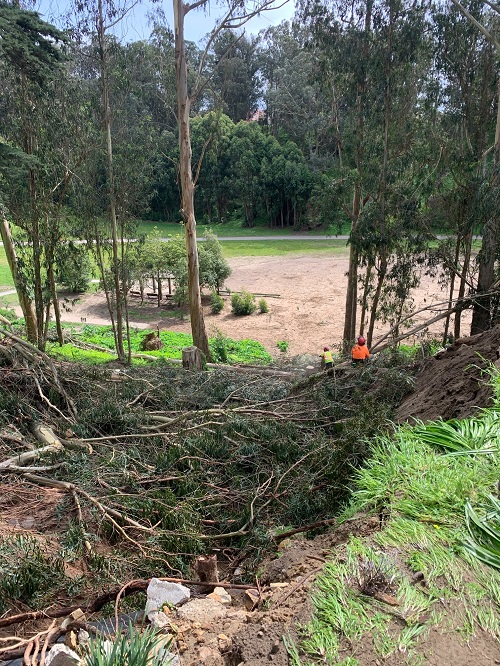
left=47, top=323, right=272, bottom=365
left=0, top=306, right=16, bottom=321
left=412, top=414, right=500, bottom=455
left=210, top=291, right=225, bottom=314
left=209, top=329, right=229, bottom=363
left=0, top=2, right=68, bottom=83
left=258, top=298, right=269, bottom=314
left=85, top=624, right=172, bottom=666
left=465, top=495, right=500, bottom=571
left=231, top=290, right=256, bottom=315
left=0, top=535, right=65, bottom=611
left=55, top=241, right=93, bottom=292
left=276, top=340, right=289, bottom=353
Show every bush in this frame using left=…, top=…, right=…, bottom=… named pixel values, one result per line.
left=211, top=292, right=225, bottom=314
left=258, top=298, right=269, bottom=314
left=277, top=340, right=289, bottom=353
left=231, top=290, right=256, bottom=316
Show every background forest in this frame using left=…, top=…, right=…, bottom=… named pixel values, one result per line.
left=0, top=0, right=498, bottom=357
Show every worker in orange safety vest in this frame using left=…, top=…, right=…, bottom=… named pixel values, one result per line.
left=351, top=336, right=370, bottom=366
left=321, top=346, right=334, bottom=370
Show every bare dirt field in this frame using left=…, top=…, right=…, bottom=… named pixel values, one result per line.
left=40, top=253, right=467, bottom=356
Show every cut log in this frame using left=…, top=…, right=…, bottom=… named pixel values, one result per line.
left=182, top=346, right=204, bottom=371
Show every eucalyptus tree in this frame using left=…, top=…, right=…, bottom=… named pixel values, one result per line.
left=300, top=0, right=432, bottom=346
left=172, top=0, right=282, bottom=360
left=259, top=22, right=334, bottom=160
left=207, top=29, right=261, bottom=121
left=0, top=0, right=68, bottom=346
left=432, top=0, right=498, bottom=337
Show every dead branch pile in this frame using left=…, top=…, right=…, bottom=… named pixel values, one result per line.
left=0, top=347, right=414, bottom=621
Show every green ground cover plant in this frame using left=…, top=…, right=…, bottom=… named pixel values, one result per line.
left=298, top=368, right=500, bottom=664
left=47, top=324, right=272, bottom=365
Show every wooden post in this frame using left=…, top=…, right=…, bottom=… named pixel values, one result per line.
left=182, top=345, right=204, bottom=370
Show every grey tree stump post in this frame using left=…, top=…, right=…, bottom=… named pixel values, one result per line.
left=182, top=345, right=204, bottom=370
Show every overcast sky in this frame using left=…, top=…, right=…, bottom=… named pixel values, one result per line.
left=34, top=0, right=296, bottom=43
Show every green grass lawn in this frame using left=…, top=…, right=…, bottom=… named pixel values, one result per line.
left=136, top=219, right=351, bottom=238
left=0, top=247, right=14, bottom=289
left=220, top=239, right=348, bottom=257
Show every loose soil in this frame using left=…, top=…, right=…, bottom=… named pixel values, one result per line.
left=24, top=254, right=468, bottom=356
left=397, top=324, right=500, bottom=423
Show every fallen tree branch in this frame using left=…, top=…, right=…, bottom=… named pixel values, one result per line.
left=0, top=578, right=258, bottom=630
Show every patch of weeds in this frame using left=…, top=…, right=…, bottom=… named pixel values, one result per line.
left=0, top=535, right=66, bottom=609
left=276, top=340, right=289, bottom=353
left=85, top=623, right=171, bottom=666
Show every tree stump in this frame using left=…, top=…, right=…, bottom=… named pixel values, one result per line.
left=194, top=554, right=219, bottom=592
left=182, top=346, right=204, bottom=370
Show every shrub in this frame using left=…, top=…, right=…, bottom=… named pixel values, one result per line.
left=258, top=298, right=269, bottom=314
left=231, top=290, right=256, bottom=316
left=210, top=292, right=225, bottom=314
left=277, top=340, right=289, bottom=353
left=210, top=330, right=229, bottom=363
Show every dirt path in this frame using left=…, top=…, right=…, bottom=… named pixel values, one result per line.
left=13, top=253, right=468, bottom=356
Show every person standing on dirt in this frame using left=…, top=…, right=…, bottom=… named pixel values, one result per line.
left=351, top=336, right=370, bottom=366
left=322, top=346, right=334, bottom=370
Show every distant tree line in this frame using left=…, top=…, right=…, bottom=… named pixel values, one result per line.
left=0, top=0, right=498, bottom=356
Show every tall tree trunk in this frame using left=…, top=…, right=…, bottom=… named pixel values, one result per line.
left=0, top=209, right=38, bottom=343
left=359, top=259, right=373, bottom=337
left=367, top=253, right=388, bottom=347
left=444, top=236, right=460, bottom=344
left=342, top=0, right=372, bottom=346
left=470, top=68, right=500, bottom=333
left=98, top=0, right=125, bottom=362
left=48, top=260, right=63, bottom=346
left=173, top=0, right=210, bottom=361
left=454, top=231, right=472, bottom=339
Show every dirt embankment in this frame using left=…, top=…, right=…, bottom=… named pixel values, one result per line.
left=397, top=325, right=500, bottom=423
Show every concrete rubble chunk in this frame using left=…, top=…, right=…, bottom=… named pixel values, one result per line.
left=45, top=645, right=81, bottom=666
left=207, top=586, right=232, bottom=605
left=148, top=610, right=171, bottom=629
left=146, top=579, right=191, bottom=617
left=176, top=598, right=227, bottom=623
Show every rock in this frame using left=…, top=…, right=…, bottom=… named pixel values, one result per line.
left=176, top=598, right=227, bottom=623
left=244, top=589, right=260, bottom=611
left=217, top=634, right=231, bottom=652
left=77, top=630, right=90, bottom=646
left=207, top=586, right=232, bottom=604
left=64, top=631, right=77, bottom=651
left=149, top=610, right=171, bottom=629
left=146, top=579, right=190, bottom=617
left=60, top=609, right=86, bottom=630
left=45, top=645, right=81, bottom=666
left=197, top=646, right=220, bottom=663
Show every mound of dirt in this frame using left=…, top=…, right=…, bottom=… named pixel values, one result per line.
left=396, top=325, right=500, bottom=423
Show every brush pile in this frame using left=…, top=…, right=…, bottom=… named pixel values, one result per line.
left=0, top=326, right=414, bottom=640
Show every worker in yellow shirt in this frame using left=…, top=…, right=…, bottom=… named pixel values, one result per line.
left=351, top=336, right=370, bottom=366
left=322, top=346, right=334, bottom=370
